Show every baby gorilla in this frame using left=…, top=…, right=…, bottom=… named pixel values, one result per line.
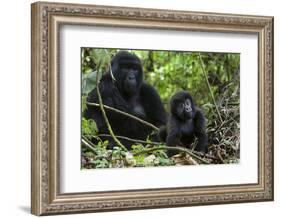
left=159, top=91, right=208, bottom=156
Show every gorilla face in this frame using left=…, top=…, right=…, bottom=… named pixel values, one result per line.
left=120, top=62, right=140, bottom=96
left=170, top=91, right=195, bottom=121
left=182, top=98, right=194, bottom=119
left=111, top=51, right=143, bottom=97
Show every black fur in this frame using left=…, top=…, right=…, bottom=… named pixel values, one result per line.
left=84, top=51, right=167, bottom=149
left=159, top=91, right=208, bottom=156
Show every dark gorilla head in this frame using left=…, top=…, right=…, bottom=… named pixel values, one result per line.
left=170, top=91, right=195, bottom=121
left=110, top=51, right=143, bottom=97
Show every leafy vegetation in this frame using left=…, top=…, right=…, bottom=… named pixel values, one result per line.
left=81, top=48, right=240, bottom=169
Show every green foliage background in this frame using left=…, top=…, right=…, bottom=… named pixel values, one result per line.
left=81, top=48, right=240, bottom=168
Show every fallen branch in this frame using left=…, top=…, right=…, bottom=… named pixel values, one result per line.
left=133, top=146, right=210, bottom=164
left=98, top=134, right=163, bottom=145
left=99, top=133, right=217, bottom=162
left=95, top=71, right=128, bottom=151
left=198, top=53, right=223, bottom=123
left=86, top=102, right=159, bottom=131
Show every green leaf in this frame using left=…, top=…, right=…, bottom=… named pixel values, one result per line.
left=82, top=71, right=97, bottom=95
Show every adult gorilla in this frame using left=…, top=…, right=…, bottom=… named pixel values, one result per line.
left=84, top=51, right=167, bottom=149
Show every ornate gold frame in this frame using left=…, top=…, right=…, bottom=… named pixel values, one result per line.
left=31, top=1, right=274, bottom=216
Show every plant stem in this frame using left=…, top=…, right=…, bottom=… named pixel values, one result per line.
left=95, top=71, right=128, bottom=151
left=198, top=52, right=223, bottom=123
left=86, top=102, right=159, bottom=131
left=82, top=137, right=98, bottom=154
left=98, top=134, right=163, bottom=145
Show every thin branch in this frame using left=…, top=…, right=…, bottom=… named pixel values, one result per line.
left=86, top=102, right=159, bottom=131
left=104, top=49, right=117, bottom=82
left=98, top=134, right=163, bottom=145
left=198, top=53, right=223, bottom=123
left=82, top=137, right=98, bottom=154
left=95, top=71, right=128, bottom=151
left=133, top=146, right=210, bottom=164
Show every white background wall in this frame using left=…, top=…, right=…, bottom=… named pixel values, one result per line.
left=0, top=0, right=279, bottom=217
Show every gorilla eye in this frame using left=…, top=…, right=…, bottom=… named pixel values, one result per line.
left=120, top=63, right=139, bottom=72
left=121, top=64, right=129, bottom=70
left=129, top=65, right=139, bottom=71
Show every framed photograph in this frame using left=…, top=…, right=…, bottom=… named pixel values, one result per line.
left=31, top=1, right=274, bottom=216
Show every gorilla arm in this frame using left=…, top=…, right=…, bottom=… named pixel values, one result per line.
left=139, top=83, right=167, bottom=127
left=84, top=73, right=130, bottom=133
left=193, top=108, right=208, bottom=152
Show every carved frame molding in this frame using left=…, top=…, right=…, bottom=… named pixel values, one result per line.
left=31, top=2, right=274, bottom=215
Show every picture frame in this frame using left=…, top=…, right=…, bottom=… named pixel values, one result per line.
left=31, top=1, right=274, bottom=216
